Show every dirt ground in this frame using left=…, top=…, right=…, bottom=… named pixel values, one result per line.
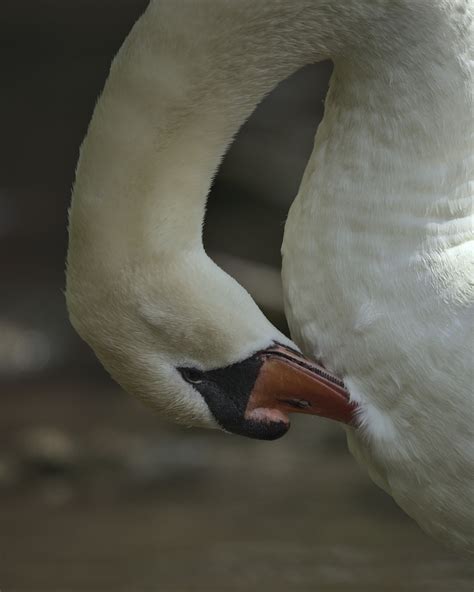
left=1, top=378, right=472, bottom=592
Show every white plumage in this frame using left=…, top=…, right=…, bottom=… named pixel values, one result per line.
left=66, top=1, right=474, bottom=553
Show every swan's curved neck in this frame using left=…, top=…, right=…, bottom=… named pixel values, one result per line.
left=68, top=1, right=344, bottom=269
left=69, top=1, right=471, bottom=274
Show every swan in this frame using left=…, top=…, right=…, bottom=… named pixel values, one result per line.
left=66, top=1, right=474, bottom=553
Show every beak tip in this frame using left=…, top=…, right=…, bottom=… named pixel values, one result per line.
left=245, top=344, right=355, bottom=427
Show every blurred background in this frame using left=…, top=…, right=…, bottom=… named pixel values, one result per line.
left=1, top=2, right=472, bottom=591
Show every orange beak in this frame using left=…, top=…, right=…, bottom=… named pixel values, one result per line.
left=245, top=345, right=357, bottom=428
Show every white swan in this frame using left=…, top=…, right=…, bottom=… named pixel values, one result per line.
left=66, top=1, right=474, bottom=553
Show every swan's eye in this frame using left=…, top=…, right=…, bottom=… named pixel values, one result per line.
left=180, top=368, right=205, bottom=385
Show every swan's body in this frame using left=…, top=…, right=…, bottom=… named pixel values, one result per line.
left=66, top=1, right=474, bottom=552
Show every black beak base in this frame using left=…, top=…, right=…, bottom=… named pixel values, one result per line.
left=178, top=350, right=290, bottom=441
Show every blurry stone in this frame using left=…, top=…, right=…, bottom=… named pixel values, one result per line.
left=17, top=426, right=79, bottom=476
left=124, top=438, right=212, bottom=487
left=87, top=428, right=144, bottom=470
left=0, top=320, right=52, bottom=376
left=88, top=428, right=212, bottom=490
left=0, top=281, right=100, bottom=380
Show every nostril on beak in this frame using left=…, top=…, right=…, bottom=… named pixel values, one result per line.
left=280, top=398, right=312, bottom=409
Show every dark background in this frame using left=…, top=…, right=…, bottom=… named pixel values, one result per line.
left=1, top=2, right=472, bottom=590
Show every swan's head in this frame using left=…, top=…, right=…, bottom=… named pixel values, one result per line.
left=66, top=249, right=354, bottom=440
